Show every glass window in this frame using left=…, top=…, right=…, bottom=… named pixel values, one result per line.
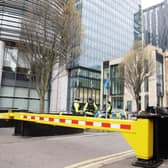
left=16, top=51, right=30, bottom=78
left=29, top=100, right=40, bottom=113
left=83, top=88, right=88, bottom=103
left=144, top=60, right=148, bottom=74
left=103, top=68, right=109, bottom=79
left=30, top=89, right=39, bottom=99
left=71, top=69, right=78, bottom=77
left=156, top=58, right=163, bottom=96
left=17, top=51, right=30, bottom=69
left=0, top=98, right=13, bottom=108
left=3, top=47, right=18, bottom=72
left=144, top=77, right=149, bottom=92
left=45, top=101, right=48, bottom=113
left=96, top=90, right=100, bottom=104
left=144, top=95, right=149, bottom=110
left=110, top=65, right=124, bottom=95
left=13, top=99, right=28, bottom=110
left=14, top=88, right=28, bottom=98
left=127, top=101, right=132, bottom=112
left=112, top=97, right=123, bottom=109
left=0, top=86, right=14, bottom=97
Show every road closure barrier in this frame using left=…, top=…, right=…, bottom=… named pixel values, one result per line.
left=1, top=110, right=168, bottom=167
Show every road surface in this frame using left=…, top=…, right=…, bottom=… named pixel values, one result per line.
left=0, top=128, right=130, bottom=168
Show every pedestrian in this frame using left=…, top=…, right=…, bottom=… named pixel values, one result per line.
left=72, top=98, right=81, bottom=115
left=83, top=98, right=98, bottom=117
left=106, top=101, right=112, bottom=118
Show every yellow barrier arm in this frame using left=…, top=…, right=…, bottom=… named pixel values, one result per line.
left=122, top=119, right=153, bottom=160
left=1, top=111, right=154, bottom=160
left=0, top=112, right=11, bottom=120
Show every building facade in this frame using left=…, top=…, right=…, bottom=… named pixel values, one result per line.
left=101, top=58, right=124, bottom=111
left=101, top=47, right=167, bottom=112
left=0, top=0, right=142, bottom=112
left=0, top=0, right=63, bottom=112
left=76, top=0, right=142, bottom=68
left=158, top=0, right=168, bottom=50
left=143, top=0, right=168, bottom=50
left=68, top=67, right=101, bottom=109
left=64, top=0, right=142, bottom=111
left=165, top=51, right=168, bottom=106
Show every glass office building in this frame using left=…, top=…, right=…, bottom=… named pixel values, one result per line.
left=158, top=0, right=168, bottom=50
left=68, top=0, right=142, bottom=110
left=101, top=49, right=165, bottom=112
left=0, top=0, right=142, bottom=111
left=102, top=61, right=124, bottom=110
left=143, top=0, right=168, bottom=50
left=0, top=0, right=63, bottom=112
left=68, top=67, right=100, bottom=109
left=75, top=0, right=142, bottom=68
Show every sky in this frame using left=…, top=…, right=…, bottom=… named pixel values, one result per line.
left=142, top=0, right=163, bottom=9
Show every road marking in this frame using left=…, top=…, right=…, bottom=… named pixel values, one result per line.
left=65, top=150, right=134, bottom=168
left=46, top=132, right=118, bottom=142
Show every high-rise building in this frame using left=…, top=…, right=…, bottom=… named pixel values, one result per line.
left=158, top=0, right=168, bottom=50
left=54, top=0, right=142, bottom=111
left=143, top=0, right=168, bottom=50
left=0, top=0, right=142, bottom=112
left=0, top=0, right=64, bottom=112
left=75, top=0, right=142, bottom=68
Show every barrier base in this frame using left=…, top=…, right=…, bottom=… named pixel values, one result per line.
left=132, top=159, right=163, bottom=168
left=0, top=119, right=14, bottom=128
left=14, top=121, right=84, bottom=136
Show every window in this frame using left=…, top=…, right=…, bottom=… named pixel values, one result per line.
left=3, top=47, right=18, bottom=72
left=29, top=100, right=40, bottom=113
left=156, top=55, right=163, bottom=96
left=0, top=86, right=14, bottom=97
left=144, top=95, right=149, bottom=110
left=110, top=65, right=124, bottom=95
left=13, top=99, right=28, bottom=110
left=15, top=88, right=28, bottom=97
left=0, top=86, right=48, bottom=112
left=0, top=98, right=13, bottom=108
left=144, top=77, right=149, bottom=92
left=112, top=97, right=123, bottom=109
left=144, top=60, right=148, bottom=74
left=127, top=101, right=132, bottom=112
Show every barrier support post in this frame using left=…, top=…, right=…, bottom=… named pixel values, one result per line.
left=130, top=115, right=164, bottom=168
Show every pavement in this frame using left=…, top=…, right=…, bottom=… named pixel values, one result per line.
left=1, top=128, right=168, bottom=168
left=67, top=150, right=168, bottom=168
left=0, top=128, right=131, bottom=168
left=100, top=156, right=168, bottom=168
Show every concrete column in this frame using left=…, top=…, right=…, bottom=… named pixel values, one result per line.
left=50, top=64, right=69, bottom=113
left=0, top=40, right=5, bottom=87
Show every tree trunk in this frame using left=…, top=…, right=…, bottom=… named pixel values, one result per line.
left=40, top=94, right=45, bottom=113
left=135, top=97, right=139, bottom=113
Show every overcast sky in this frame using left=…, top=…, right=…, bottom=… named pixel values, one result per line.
left=142, top=0, right=163, bottom=9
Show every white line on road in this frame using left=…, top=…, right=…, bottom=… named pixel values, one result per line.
left=65, top=150, right=134, bottom=168
left=46, top=132, right=114, bottom=141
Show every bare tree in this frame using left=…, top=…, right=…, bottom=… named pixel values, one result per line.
left=18, top=0, right=81, bottom=113
left=119, top=44, right=155, bottom=112
left=61, top=0, right=82, bottom=67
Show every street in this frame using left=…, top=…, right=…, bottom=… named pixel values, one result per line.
left=0, top=128, right=130, bottom=168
